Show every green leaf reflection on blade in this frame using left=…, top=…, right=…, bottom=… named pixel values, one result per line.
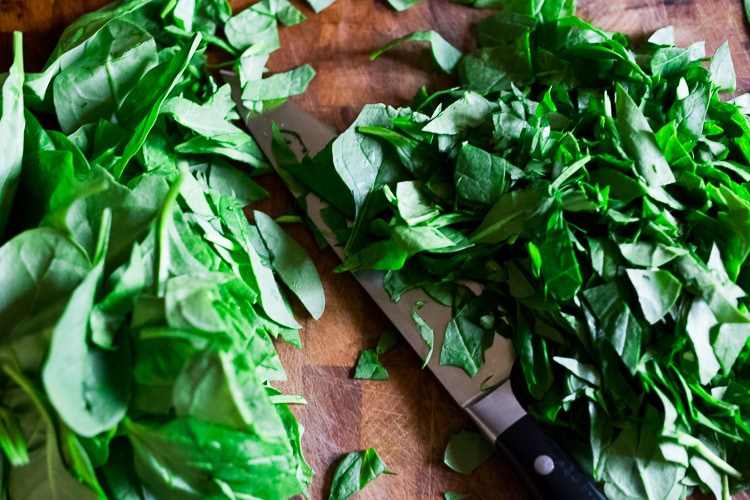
left=443, top=430, right=494, bottom=474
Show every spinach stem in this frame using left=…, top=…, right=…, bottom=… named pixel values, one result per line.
left=156, top=171, right=185, bottom=296
left=674, top=432, right=741, bottom=479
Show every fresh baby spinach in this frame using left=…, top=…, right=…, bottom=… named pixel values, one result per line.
left=0, top=0, right=331, bottom=498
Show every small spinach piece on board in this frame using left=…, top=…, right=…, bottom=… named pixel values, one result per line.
left=328, top=448, right=392, bottom=500
left=353, top=330, right=403, bottom=380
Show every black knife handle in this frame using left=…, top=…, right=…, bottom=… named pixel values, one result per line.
left=495, top=414, right=605, bottom=500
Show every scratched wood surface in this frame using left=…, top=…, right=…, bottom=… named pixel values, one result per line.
left=2, top=0, right=750, bottom=499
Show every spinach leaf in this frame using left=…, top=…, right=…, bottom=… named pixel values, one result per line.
left=172, top=348, right=288, bottom=440
left=0, top=406, right=26, bottom=467
left=0, top=227, right=90, bottom=333
left=328, top=448, right=391, bottom=500
left=439, top=290, right=496, bottom=377
left=224, top=0, right=305, bottom=54
left=0, top=32, right=24, bottom=240
left=53, top=20, right=158, bottom=135
left=411, top=304, right=434, bottom=368
left=709, top=42, right=735, bottom=93
left=42, top=211, right=132, bottom=438
left=384, top=0, right=423, bottom=11
left=189, top=158, right=269, bottom=205
left=162, top=94, right=247, bottom=138
left=2, top=1, right=326, bottom=498
left=22, top=0, right=157, bottom=110
left=2, top=369, right=103, bottom=499
left=241, top=64, right=316, bottom=113
left=455, top=142, right=520, bottom=207
left=625, top=268, right=681, bottom=325
left=353, top=349, right=389, bottom=380
left=353, top=330, right=402, bottom=380
left=254, top=210, right=325, bottom=319
left=217, top=199, right=301, bottom=330
left=114, top=33, right=202, bottom=179
left=371, top=31, right=461, bottom=74
left=331, top=104, right=406, bottom=255
left=444, top=493, right=467, bottom=500
left=125, top=415, right=304, bottom=500
left=614, top=84, right=675, bottom=188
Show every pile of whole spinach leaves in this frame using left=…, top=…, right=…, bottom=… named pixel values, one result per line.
left=0, top=0, right=328, bottom=498
left=277, top=0, right=750, bottom=498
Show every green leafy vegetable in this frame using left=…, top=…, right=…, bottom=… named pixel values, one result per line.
left=0, top=32, right=24, bottom=239
left=254, top=210, right=325, bottom=319
left=280, top=1, right=750, bottom=497
left=443, top=430, right=494, bottom=474
left=439, top=290, right=497, bottom=377
left=444, top=493, right=468, bottom=500
left=0, top=1, right=329, bottom=498
left=241, top=64, right=316, bottom=110
left=384, top=0, right=424, bottom=11
left=411, top=303, right=434, bottom=367
left=225, top=0, right=305, bottom=54
left=371, top=31, right=461, bottom=74
left=114, top=32, right=202, bottom=179
left=353, top=330, right=402, bottom=380
left=353, top=349, right=390, bottom=380
left=42, top=210, right=131, bottom=438
left=328, top=448, right=392, bottom=500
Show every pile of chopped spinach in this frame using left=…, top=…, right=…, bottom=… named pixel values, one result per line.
left=0, top=0, right=328, bottom=498
left=277, top=0, right=750, bottom=497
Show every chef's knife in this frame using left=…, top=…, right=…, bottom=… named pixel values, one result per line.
left=225, top=73, right=604, bottom=500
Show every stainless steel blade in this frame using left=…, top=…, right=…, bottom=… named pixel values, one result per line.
left=224, top=71, right=526, bottom=437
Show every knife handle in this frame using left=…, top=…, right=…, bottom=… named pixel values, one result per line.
left=495, top=414, right=605, bottom=500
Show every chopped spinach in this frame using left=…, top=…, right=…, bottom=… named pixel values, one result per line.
left=328, top=448, right=392, bottom=500
left=353, top=329, right=403, bottom=380
left=280, top=1, right=750, bottom=498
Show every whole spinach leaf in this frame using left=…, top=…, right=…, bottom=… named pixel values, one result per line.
left=254, top=210, right=325, bottom=319
left=42, top=211, right=132, bottom=438
left=53, top=20, right=158, bottom=134
left=0, top=32, right=24, bottom=240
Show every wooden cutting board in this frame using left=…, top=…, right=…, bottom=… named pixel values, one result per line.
left=2, top=0, right=750, bottom=499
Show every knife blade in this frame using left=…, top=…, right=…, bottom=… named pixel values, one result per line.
left=224, top=72, right=603, bottom=500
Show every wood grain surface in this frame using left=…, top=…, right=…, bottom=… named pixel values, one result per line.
left=2, top=0, right=750, bottom=499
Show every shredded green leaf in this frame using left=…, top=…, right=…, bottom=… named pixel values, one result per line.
left=280, top=1, right=750, bottom=498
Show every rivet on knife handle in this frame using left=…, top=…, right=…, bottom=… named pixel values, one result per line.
left=495, top=410, right=605, bottom=500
